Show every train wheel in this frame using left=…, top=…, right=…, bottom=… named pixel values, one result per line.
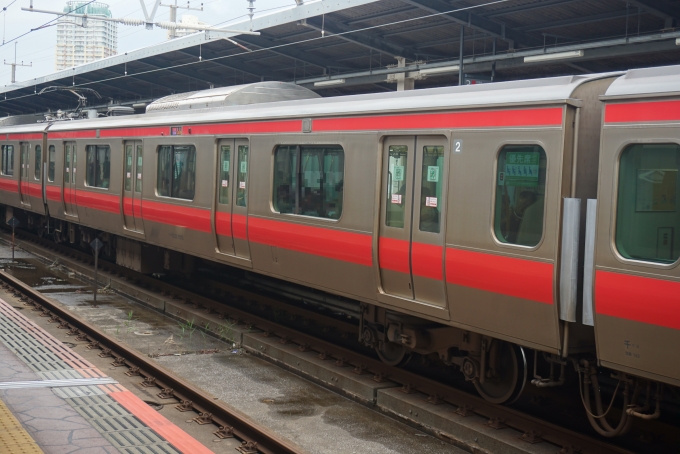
left=474, top=341, right=527, bottom=404
left=376, top=341, right=411, bottom=367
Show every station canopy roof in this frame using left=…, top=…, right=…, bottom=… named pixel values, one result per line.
left=2, top=0, right=680, bottom=117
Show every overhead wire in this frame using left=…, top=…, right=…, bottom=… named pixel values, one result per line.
left=0, top=0, right=511, bottom=106
left=1, top=0, right=99, bottom=47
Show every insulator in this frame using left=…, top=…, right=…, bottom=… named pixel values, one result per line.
left=119, top=17, right=145, bottom=26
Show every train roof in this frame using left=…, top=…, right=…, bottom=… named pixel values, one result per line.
left=603, top=64, right=680, bottom=100
left=0, top=72, right=619, bottom=135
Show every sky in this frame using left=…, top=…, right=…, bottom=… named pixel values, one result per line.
left=0, top=0, right=295, bottom=85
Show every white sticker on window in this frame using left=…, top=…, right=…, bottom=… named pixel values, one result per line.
left=222, top=161, right=229, bottom=172
left=137, top=173, right=142, bottom=180
left=426, top=196, right=437, bottom=208
left=222, top=180, right=228, bottom=187
left=498, top=172, right=505, bottom=186
left=240, top=161, right=247, bottom=173
left=427, top=166, right=439, bottom=182
left=239, top=181, right=246, bottom=189
left=73, top=168, right=76, bottom=173
left=393, top=165, right=404, bottom=181
left=126, top=172, right=131, bottom=178
left=66, top=168, right=69, bottom=172
left=391, top=194, right=402, bottom=204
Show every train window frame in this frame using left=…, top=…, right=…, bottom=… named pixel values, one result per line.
left=611, top=139, right=680, bottom=269
left=34, top=144, right=42, bottom=181
left=155, top=144, right=197, bottom=201
left=490, top=142, right=549, bottom=251
left=85, top=144, right=111, bottom=189
left=1, top=144, right=14, bottom=176
left=271, top=144, right=345, bottom=221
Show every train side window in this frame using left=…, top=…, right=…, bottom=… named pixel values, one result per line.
left=156, top=145, right=196, bottom=200
left=125, top=145, right=133, bottom=191
left=419, top=146, right=444, bottom=233
left=34, top=145, right=42, bottom=180
left=218, top=145, right=230, bottom=204
left=273, top=145, right=297, bottom=214
left=48, top=145, right=55, bottom=182
left=615, top=143, right=680, bottom=264
left=494, top=145, right=547, bottom=247
left=85, top=145, right=111, bottom=189
left=272, top=145, right=344, bottom=219
left=236, top=145, right=248, bottom=207
left=1, top=145, right=14, bottom=176
left=386, top=146, right=408, bottom=228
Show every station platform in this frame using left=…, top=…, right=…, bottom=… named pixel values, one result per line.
left=0, top=295, right=213, bottom=454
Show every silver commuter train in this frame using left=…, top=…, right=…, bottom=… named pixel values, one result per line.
left=1, top=64, right=679, bottom=436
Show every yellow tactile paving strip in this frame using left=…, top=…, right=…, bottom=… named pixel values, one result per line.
left=0, top=397, right=44, bottom=454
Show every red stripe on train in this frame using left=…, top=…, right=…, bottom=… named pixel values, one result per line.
left=595, top=270, right=680, bottom=330
left=216, top=212, right=232, bottom=237
left=605, top=100, right=680, bottom=124
left=248, top=217, right=372, bottom=266
left=72, top=191, right=120, bottom=213
left=8, top=133, right=43, bottom=140
left=313, top=107, right=564, bottom=132
left=26, top=182, right=42, bottom=198
left=446, top=248, right=554, bottom=304
left=46, top=185, right=61, bottom=201
left=412, top=242, right=443, bottom=280
left=233, top=214, right=247, bottom=240
left=379, top=237, right=410, bottom=274
left=98, top=120, right=302, bottom=138
left=0, top=178, right=16, bottom=193
left=141, top=200, right=211, bottom=233
left=123, top=198, right=133, bottom=217
left=48, top=130, right=97, bottom=139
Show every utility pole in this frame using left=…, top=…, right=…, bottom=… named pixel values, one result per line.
left=160, top=1, right=203, bottom=39
left=3, top=42, right=32, bottom=84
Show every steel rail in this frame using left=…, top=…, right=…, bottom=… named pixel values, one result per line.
left=0, top=270, right=305, bottom=454
left=1, top=230, right=633, bottom=454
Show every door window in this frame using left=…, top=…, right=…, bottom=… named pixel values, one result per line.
left=125, top=146, right=133, bottom=191
left=615, top=143, right=680, bottom=264
left=64, top=145, right=71, bottom=180
left=273, top=146, right=297, bottom=214
left=236, top=145, right=248, bottom=207
left=20, top=145, right=28, bottom=179
left=386, top=146, right=408, bottom=228
left=34, top=145, right=42, bottom=180
left=419, top=146, right=444, bottom=233
left=135, top=145, right=143, bottom=193
left=219, top=145, right=230, bottom=204
left=494, top=145, right=547, bottom=247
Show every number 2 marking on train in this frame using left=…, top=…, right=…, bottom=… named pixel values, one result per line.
left=454, top=140, right=463, bottom=153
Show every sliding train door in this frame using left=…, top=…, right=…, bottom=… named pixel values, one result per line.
left=19, top=143, right=31, bottom=208
left=377, top=135, right=449, bottom=318
left=63, top=142, right=78, bottom=219
left=214, top=139, right=235, bottom=255
left=122, top=141, right=144, bottom=234
left=214, top=138, right=250, bottom=260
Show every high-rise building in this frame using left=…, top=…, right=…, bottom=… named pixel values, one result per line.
left=55, top=2, right=117, bottom=71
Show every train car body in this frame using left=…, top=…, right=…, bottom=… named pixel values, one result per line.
left=0, top=69, right=677, bottom=421
left=594, top=66, right=680, bottom=388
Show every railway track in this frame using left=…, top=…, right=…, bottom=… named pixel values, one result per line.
left=0, top=269, right=303, bottom=454
left=1, top=229, right=636, bottom=454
